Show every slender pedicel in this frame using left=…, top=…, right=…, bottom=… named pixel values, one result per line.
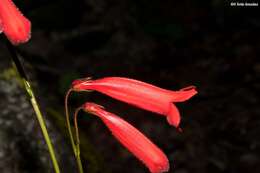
left=65, top=88, right=84, bottom=173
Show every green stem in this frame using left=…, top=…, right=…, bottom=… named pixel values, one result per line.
left=65, top=89, right=84, bottom=173
left=3, top=36, right=61, bottom=173
left=24, top=80, right=61, bottom=173
left=74, top=107, right=84, bottom=173
left=76, top=148, right=84, bottom=173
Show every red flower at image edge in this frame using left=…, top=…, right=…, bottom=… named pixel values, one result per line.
left=83, top=102, right=169, bottom=173
left=0, top=0, right=31, bottom=45
left=73, top=77, right=197, bottom=128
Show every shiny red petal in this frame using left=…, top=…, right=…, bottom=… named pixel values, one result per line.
left=166, top=104, right=181, bottom=128
left=170, top=86, right=198, bottom=102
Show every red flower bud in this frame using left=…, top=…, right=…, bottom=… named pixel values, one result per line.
left=72, top=77, right=197, bottom=128
left=0, top=0, right=31, bottom=45
left=83, top=102, right=169, bottom=173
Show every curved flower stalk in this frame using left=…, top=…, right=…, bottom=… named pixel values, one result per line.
left=65, top=89, right=84, bottom=173
left=0, top=0, right=31, bottom=45
left=72, top=77, right=197, bottom=128
left=74, top=102, right=169, bottom=173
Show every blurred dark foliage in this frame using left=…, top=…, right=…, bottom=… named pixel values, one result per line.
left=1, top=0, right=260, bottom=173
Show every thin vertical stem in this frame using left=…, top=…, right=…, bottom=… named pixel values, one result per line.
left=65, top=89, right=84, bottom=173
left=3, top=36, right=61, bottom=173
left=24, top=80, right=61, bottom=173
left=74, top=107, right=84, bottom=173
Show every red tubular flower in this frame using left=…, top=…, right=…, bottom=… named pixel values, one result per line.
left=0, top=0, right=31, bottom=45
left=83, top=102, right=169, bottom=173
left=72, top=77, right=197, bottom=128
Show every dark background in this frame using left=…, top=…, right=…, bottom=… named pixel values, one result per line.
left=0, top=0, right=260, bottom=173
